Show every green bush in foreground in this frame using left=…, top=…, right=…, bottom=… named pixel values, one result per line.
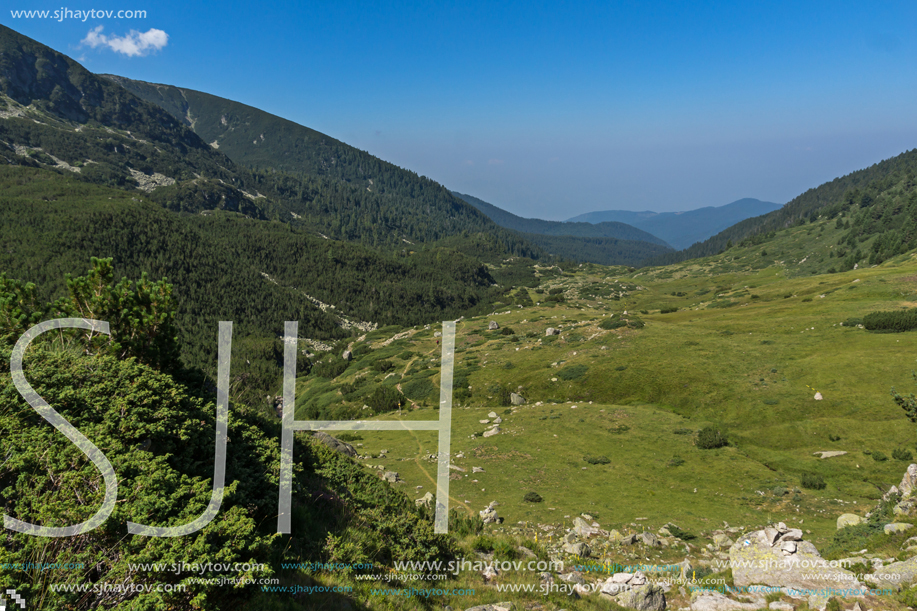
left=696, top=427, right=728, bottom=449
left=523, top=492, right=543, bottom=503
left=801, top=473, right=827, bottom=490
left=893, top=448, right=914, bottom=461
left=864, top=308, right=917, bottom=333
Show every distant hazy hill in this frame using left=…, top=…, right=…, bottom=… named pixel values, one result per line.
left=567, top=198, right=783, bottom=250
left=450, top=192, right=673, bottom=265
left=451, top=192, right=670, bottom=246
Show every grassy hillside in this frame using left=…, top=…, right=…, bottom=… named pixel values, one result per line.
left=648, top=148, right=917, bottom=265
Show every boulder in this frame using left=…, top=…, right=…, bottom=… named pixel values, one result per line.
left=545, top=327, right=560, bottom=336
left=884, top=522, right=913, bottom=534
left=617, top=584, right=666, bottom=611
left=608, top=529, right=625, bottom=543
left=488, top=321, right=499, bottom=330
left=482, top=426, right=500, bottom=438
left=729, top=528, right=864, bottom=595
left=342, top=350, right=353, bottom=361
left=813, top=451, right=847, bottom=459
left=814, top=392, right=823, bottom=400
left=689, top=590, right=762, bottom=611
left=487, top=411, right=498, bottom=418
left=479, top=502, right=501, bottom=524
left=313, top=431, right=358, bottom=457
left=895, top=498, right=917, bottom=516
left=639, top=532, right=661, bottom=547
left=482, top=564, right=499, bottom=581
left=472, top=466, right=485, bottom=473
left=713, top=534, right=734, bottom=549
left=415, top=492, right=434, bottom=508
left=573, top=517, right=599, bottom=538
left=836, top=513, right=863, bottom=529
left=864, top=555, right=917, bottom=590
left=562, top=541, right=591, bottom=557
left=382, top=471, right=402, bottom=483
left=900, top=463, right=917, bottom=498
left=768, top=603, right=795, bottom=611
left=510, top=393, right=526, bottom=405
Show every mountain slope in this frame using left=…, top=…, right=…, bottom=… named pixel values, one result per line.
left=452, top=191, right=671, bottom=246
left=102, top=74, right=543, bottom=255
left=567, top=198, right=783, bottom=250
left=645, top=148, right=917, bottom=266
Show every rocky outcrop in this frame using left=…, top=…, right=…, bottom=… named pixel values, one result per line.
left=312, top=431, right=357, bottom=457
left=836, top=513, right=863, bottom=529
left=545, top=327, right=560, bottom=336
left=479, top=501, right=501, bottom=524
left=729, top=523, right=864, bottom=596
left=510, top=392, right=526, bottom=405
left=488, top=321, right=499, bottom=330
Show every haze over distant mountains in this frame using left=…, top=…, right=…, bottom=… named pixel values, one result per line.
left=567, top=198, right=783, bottom=250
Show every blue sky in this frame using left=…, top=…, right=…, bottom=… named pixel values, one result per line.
left=5, top=1, right=917, bottom=219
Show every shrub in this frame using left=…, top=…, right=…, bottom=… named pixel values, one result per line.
left=893, top=448, right=914, bottom=461
left=828, top=434, right=841, bottom=442
left=336, top=432, right=363, bottom=442
left=558, top=364, right=588, bottom=380
left=499, top=327, right=515, bottom=335
left=673, top=428, right=693, bottom=435
left=584, top=455, right=611, bottom=465
left=373, top=359, right=395, bottom=373
left=615, top=365, right=627, bottom=371
left=367, top=386, right=405, bottom=412
left=864, top=309, right=917, bottom=332
left=872, top=451, right=888, bottom=462
left=640, top=309, right=649, bottom=314
left=660, top=307, right=678, bottom=314
left=402, top=377, right=435, bottom=401
left=666, top=524, right=695, bottom=540
left=599, top=318, right=627, bottom=330
left=523, top=492, right=543, bottom=503
left=626, top=318, right=645, bottom=329
left=313, top=358, right=350, bottom=379
left=696, top=427, right=728, bottom=449
left=548, top=288, right=564, bottom=295
left=668, top=456, right=685, bottom=467
left=801, top=473, right=826, bottom=490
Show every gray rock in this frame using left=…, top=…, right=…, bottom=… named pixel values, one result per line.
left=545, top=327, right=560, bottom=336
left=885, top=522, right=913, bottom=534
left=573, top=517, right=599, bottom=538
left=868, top=554, right=917, bottom=590
left=463, top=604, right=514, bottom=611
left=729, top=530, right=864, bottom=595
left=415, top=492, right=434, bottom=508
left=479, top=501, right=501, bottom=524
left=620, top=533, right=639, bottom=545
left=837, top=513, right=863, bottom=529
left=894, top=498, right=917, bottom=516
left=493, top=416, right=503, bottom=424
left=616, top=583, right=666, bottom=611
left=517, top=545, right=537, bottom=559
left=488, top=411, right=498, bottom=418
left=473, top=466, right=485, bottom=473
left=382, top=471, right=401, bottom=483
left=482, top=564, right=498, bottom=580
left=690, top=590, right=762, bottom=610
left=900, top=464, right=917, bottom=498
left=559, top=571, right=585, bottom=585
left=510, top=392, right=526, bottom=405
left=713, top=533, right=734, bottom=549
left=812, top=451, right=847, bottom=458
left=482, top=426, right=500, bottom=438
left=312, top=431, right=358, bottom=457
left=488, top=321, right=500, bottom=330
left=639, top=531, right=661, bottom=547
left=562, top=541, right=591, bottom=557
left=342, top=350, right=353, bottom=361
left=769, top=602, right=795, bottom=611
left=780, top=528, right=803, bottom=541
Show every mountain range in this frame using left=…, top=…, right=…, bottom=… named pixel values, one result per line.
left=567, top=197, right=783, bottom=250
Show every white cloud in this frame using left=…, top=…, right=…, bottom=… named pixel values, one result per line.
left=81, top=26, right=168, bottom=57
